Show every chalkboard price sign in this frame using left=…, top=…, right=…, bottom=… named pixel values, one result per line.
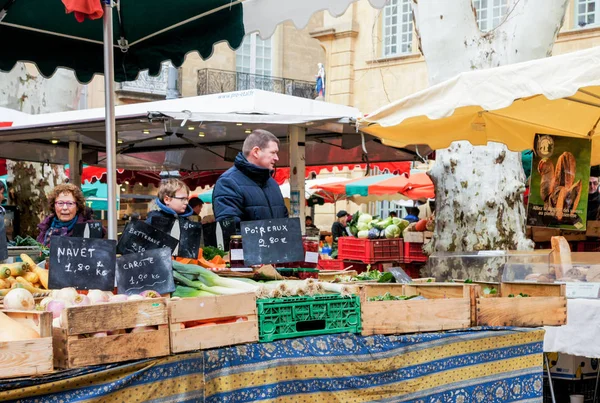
left=48, top=237, right=117, bottom=291
left=116, top=248, right=175, bottom=295
left=117, top=220, right=179, bottom=256
left=178, top=220, right=202, bottom=259
left=73, top=221, right=103, bottom=239
left=240, top=217, right=304, bottom=266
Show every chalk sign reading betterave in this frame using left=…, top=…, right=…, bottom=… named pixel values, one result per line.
left=240, top=217, right=304, bottom=266
left=116, top=248, right=175, bottom=295
left=117, top=220, right=179, bottom=256
left=48, top=237, right=116, bottom=291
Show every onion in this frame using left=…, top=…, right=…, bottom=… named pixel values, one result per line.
left=127, top=295, right=144, bottom=301
left=4, top=288, right=35, bottom=311
left=108, top=294, right=128, bottom=303
left=72, top=294, right=90, bottom=307
left=46, top=300, right=66, bottom=319
left=91, top=332, right=107, bottom=338
left=56, top=287, right=78, bottom=305
left=107, top=329, right=126, bottom=335
left=87, top=289, right=109, bottom=304
left=39, top=297, right=54, bottom=309
left=140, top=290, right=160, bottom=299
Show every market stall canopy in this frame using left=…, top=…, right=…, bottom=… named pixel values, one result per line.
left=0, top=90, right=430, bottom=170
left=0, top=0, right=386, bottom=83
left=68, top=161, right=411, bottom=188
left=359, top=46, right=600, bottom=165
left=198, top=176, right=351, bottom=203
left=310, top=172, right=434, bottom=204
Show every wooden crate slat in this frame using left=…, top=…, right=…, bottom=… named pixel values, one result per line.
left=476, top=296, right=567, bottom=327
left=54, top=326, right=170, bottom=369
left=168, top=293, right=256, bottom=323
left=62, top=299, right=168, bottom=335
left=0, top=310, right=53, bottom=379
left=170, top=319, right=258, bottom=353
left=500, top=282, right=565, bottom=297
left=0, top=338, right=53, bottom=378
left=356, top=284, right=405, bottom=299
left=168, top=294, right=259, bottom=353
left=404, top=283, right=473, bottom=299
left=361, top=299, right=471, bottom=336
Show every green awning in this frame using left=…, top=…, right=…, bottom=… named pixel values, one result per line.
left=0, top=0, right=244, bottom=83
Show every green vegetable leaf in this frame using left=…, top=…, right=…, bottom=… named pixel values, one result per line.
left=377, top=272, right=395, bottom=283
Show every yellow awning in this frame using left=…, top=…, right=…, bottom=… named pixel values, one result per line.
left=359, top=46, right=600, bottom=164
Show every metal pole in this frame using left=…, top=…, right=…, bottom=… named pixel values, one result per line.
left=288, top=125, right=306, bottom=233
left=544, top=353, right=557, bottom=403
left=68, top=141, right=82, bottom=188
left=103, top=1, right=117, bottom=240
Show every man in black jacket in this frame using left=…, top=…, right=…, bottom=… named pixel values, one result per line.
left=213, top=130, right=288, bottom=233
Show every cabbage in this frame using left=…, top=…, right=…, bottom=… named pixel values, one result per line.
left=368, top=220, right=380, bottom=229
left=396, top=219, right=410, bottom=234
left=357, top=222, right=370, bottom=231
left=357, top=230, right=370, bottom=239
left=357, top=214, right=373, bottom=224
left=392, top=217, right=402, bottom=226
left=376, top=217, right=393, bottom=230
left=384, top=224, right=401, bottom=239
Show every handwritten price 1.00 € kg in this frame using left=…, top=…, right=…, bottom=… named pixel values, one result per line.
left=258, top=237, right=287, bottom=248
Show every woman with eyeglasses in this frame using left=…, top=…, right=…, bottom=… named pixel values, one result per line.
left=146, top=178, right=194, bottom=229
left=37, top=183, right=100, bottom=246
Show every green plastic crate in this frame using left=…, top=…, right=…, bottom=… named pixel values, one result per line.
left=256, top=294, right=361, bottom=342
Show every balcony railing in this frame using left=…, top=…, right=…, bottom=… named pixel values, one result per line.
left=117, top=63, right=169, bottom=98
left=197, top=69, right=316, bottom=99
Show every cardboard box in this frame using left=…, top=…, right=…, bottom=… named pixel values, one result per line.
left=548, top=353, right=598, bottom=380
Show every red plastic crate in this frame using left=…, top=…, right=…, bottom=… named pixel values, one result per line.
left=576, top=241, right=600, bottom=252
left=318, top=259, right=346, bottom=271
left=403, top=242, right=428, bottom=263
left=338, top=238, right=403, bottom=264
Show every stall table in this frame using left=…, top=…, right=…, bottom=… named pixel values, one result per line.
left=0, top=328, right=544, bottom=402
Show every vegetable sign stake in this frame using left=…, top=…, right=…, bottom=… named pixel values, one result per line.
left=48, top=237, right=117, bottom=291
left=240, top=218, right=304, bottom=266
left=116, top=248, right=175, bottom=295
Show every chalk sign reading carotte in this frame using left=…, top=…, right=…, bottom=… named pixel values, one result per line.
left=116, top=248, right=175, bottom=295
left=240, top=217, right=304, bottom=266
left=48, top=237, right=116, bottom=291
left=117, top=220, right=179, bottom=256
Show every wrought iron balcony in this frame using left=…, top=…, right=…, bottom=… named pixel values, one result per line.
left=197, top=69, right=316, bottom=99
left=117, top=63, right=169, bottom=99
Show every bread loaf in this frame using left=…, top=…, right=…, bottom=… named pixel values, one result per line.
left=551, top=236, right=572, bottom=279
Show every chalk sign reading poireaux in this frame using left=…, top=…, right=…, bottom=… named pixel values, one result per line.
left=48, top=237, right=116, bottom=291
left=117, top=220, right=179, bottom=256
left=240, top=217, right=304, bottom=266
left=116, top=248, right=175, bottom=295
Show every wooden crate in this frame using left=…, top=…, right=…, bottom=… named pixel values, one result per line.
left=586, top=221, right=600, bottom=238
left=476, top=282, right=567, bottom=327
left=168, top=293, right=258, bottom=353
left=360, top=283, right=472, bottom=336
left=0, top=310, right=53, bottom=379
left=53, top=299, right=170, bottom=369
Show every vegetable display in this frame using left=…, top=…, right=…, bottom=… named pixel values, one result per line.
left=350, top=212, right=408, bottom=239
left=171, top=260, right=357, bottom=299
left=0, top=254, right=50, bottom=296
left=367, top=293, right=420, bottom=301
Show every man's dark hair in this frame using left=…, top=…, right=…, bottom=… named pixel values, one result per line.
left=189, top=197, right=203, bottom=209
left=242, top=130, right=280, bottom=156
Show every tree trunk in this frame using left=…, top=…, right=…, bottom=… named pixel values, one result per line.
left=413, top=0, right=570, bottom=281
left=0, top=63, right=82, bottom=238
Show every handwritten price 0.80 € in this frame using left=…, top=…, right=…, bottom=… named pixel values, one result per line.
left=258, top=237, right=287, bottom=248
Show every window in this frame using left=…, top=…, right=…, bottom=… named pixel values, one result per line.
left=382, top=0, right=413, bottom=57
left=235, top=33, right=272, bottom=77
left=473, top=0, right=508, bottom=32
left=575, top=0, right=599, bottom=28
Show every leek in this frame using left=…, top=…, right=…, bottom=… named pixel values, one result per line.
left=172, top=286, right=217, bottom=298
left=172, top=261, right=258, bottom=292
